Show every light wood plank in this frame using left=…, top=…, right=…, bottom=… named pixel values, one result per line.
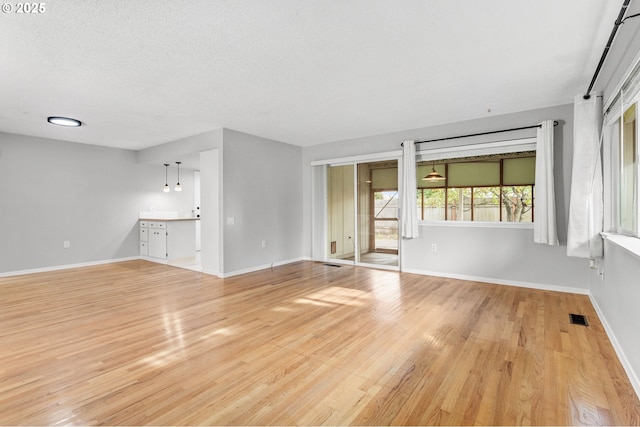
left=0, top=260, right=638, bottom=425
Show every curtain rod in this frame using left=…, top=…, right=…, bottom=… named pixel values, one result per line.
left=402, top=121, right=558, bottom=146
left=583, top=0, right=632, bottom=100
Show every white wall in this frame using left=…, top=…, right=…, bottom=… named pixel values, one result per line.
left=0, top=132, right=195, bottom=274
left=303, top=103, right=591, bottom=291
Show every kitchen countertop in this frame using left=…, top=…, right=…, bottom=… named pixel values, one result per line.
left=139, top=217, right=200, bottom=221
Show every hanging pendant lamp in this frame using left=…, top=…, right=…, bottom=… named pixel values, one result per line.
left=422, top=163, right=446, bottom=182
left=163, top=164, right=171, bottom=192
left=175, top=161, right=182, bottom=192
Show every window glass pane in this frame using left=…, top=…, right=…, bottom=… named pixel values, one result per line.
left=422, top=188, right=446, bottom=220
left=328, top=164, right=355, bottom=260
left=416, top=152, right=537, bottom=224
left=620, top=105, right=637, bottom=232
left=447, top=188, right=471, bottom=221
left=372, top=168, right=398, bottom=189
left=473, top=187, right=501, bottom=222
left=448, top=162, right=499, bottom=187
left=503, top=157, right=535, bottom=185
left=502, top=186, right=533, bottom=222
left=374, top=191, right=398, bottom=219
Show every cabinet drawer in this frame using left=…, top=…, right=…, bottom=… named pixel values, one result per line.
left=157, top=222, right=167, bottom=229
left=140, top=241, right=148, bottom=256
left=140, top=227, right=148, bottom=242
left=140, top=221, right=148, bottom=228
left=148, top=222, right=158, bottom=228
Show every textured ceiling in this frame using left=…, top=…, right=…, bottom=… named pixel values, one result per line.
left=0, top=1, right=622, bottom=150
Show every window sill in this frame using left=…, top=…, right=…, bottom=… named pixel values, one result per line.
left=601, top=232, right=640, bottom=260
left=419, top=221, right=534, bottom=229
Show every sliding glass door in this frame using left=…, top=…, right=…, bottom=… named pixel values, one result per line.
left=327, top=164, right=356, bottom=262
left=327, top=160, right=398, bottom=268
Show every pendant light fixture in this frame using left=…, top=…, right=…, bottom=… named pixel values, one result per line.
left=175, top=161, right=182, bottom=192
left=422, top=162, right=446, bottom=182
left=163, top=163, right=170, bottom=192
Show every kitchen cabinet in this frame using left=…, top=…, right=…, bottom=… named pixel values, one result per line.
left=148, top=222, right=167, bottom=259
left=139, top=219, right=197, bottom=264
left=139, top=221, right=149, bottom=255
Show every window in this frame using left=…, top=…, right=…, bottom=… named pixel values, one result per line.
left=416, top=152, right=535, bottom=223
left=618, top=103, right=639, bottom=235
left=373, top=190, right=398, bottom=252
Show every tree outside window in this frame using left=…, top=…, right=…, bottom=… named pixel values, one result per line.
left=416, top=153, right=535, bottom=223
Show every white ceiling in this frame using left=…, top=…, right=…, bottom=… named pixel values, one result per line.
left=0, top=1, right=622, bottom=150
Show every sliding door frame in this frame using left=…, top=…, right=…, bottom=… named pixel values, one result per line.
left=311, top=150, right=403, bottom=271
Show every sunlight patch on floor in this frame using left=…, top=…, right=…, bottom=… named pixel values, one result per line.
left=295, top=286, right=371, bottom=307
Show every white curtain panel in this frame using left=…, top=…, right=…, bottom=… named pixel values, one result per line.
left=533, top=120, right=559, bottom=245
left=401, top=140, right=419, bottom=239
left=567, top=94, right=604, bottom=258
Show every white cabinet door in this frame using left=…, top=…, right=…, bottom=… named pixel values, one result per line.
left=148, top=229, right=167, bottom=259
left=140, top=227, right=148, bottom=242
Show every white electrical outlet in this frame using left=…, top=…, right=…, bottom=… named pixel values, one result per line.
left=262, top=240, right=267, bottom=248
left=227, top=217, right=235, bottom=225
left=63, top=241, right=70, bottom=249
left=431, top=243, right=437, bottom=252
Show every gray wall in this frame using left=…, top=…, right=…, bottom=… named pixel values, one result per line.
left=0, top=132, right=195, bottom=274
left=589, top=240, right=640, bottom=388
left=404, top=226, right=587, bottom=290
left=199, top=149, right=222, bottom=275
left=222, top=129, right=303, bottom=274
left=136, top=130, right=224, bottom=275
left=589, top=2, right=640, bottom=394
left=599, top=1, right=640, bottom=104
left=136, top=128, right=304, bottom=276
left=303, top=103, right=591, bottom=290
left=136, top=129, right=223, bottom=169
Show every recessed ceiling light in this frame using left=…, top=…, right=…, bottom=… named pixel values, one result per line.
left=47, top=116, right=82, bottom=127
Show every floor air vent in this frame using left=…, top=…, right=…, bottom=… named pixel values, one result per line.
left=323, top=263, right=342, bottom=268
left=569, top=313, right=589, bottom=326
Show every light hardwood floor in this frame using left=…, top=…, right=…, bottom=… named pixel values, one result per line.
left=0, top=260, right=638, bottom=425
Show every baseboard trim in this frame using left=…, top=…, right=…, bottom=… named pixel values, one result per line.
left=588, top=294, right=640, bottom=398
left=219, top=257, right=305, bottom=278
left=401, top=268, right=590, bottom=295
left=0, top=256, right=141, bottom=278
left=201, top=267, right=222, bottom=278
left=139, top=256, right=168, bottom=265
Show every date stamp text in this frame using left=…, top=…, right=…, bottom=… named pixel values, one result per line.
left=2, top=3, right=46, bottom=14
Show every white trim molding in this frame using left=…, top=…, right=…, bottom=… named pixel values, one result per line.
left=588, top=293, right=640, bottom=399
left=417, top=137, right=537, bottom=161
left=214, top=257, right=305, bottom=279
left=420, top=221, right=533, bottom=229
left=310, top=150, right=402, bottom=166
left=0, top=256, right=141, bottom=278
left=601, top=232, right=640, bottom=260
left=401, top=267, right=590, bottom=295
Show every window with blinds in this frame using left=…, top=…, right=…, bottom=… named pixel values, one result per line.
left=416, top=152, right=536, bottom=223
